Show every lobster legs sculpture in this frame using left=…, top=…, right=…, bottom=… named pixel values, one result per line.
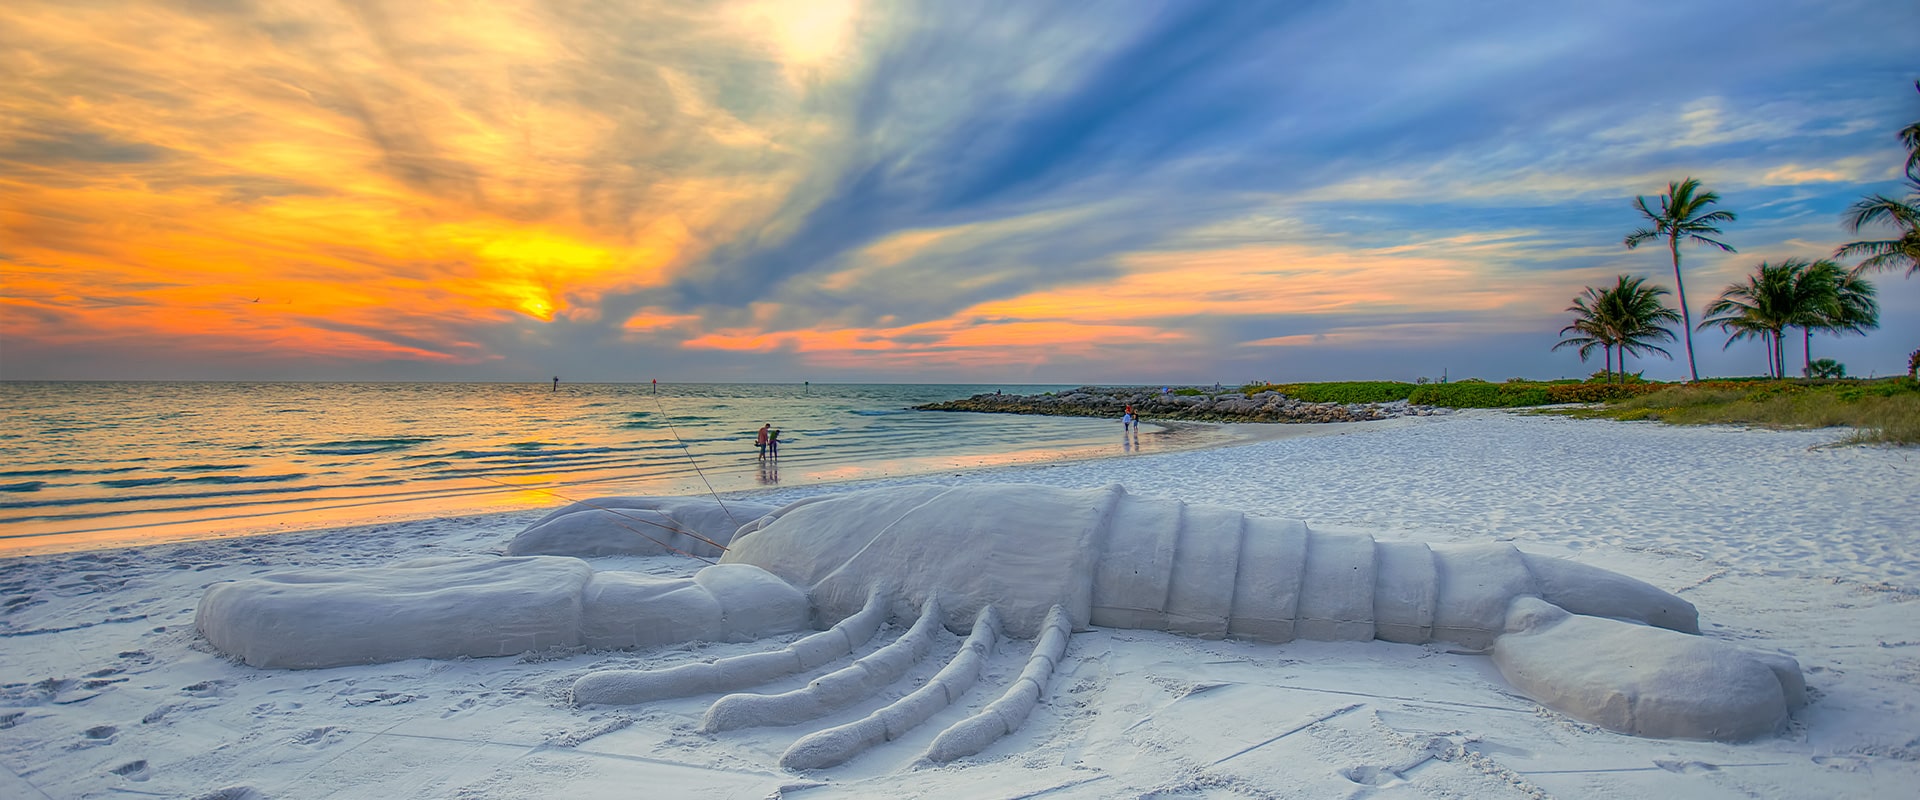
left=197, top=484, right=1806, bottom=771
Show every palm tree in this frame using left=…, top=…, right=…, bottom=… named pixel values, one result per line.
left=1836, top=187, right=1920, bottom=278
left=1797, top=261, right=1878, bottom=374
left=1700, top=260, right=1820, bottom=378
left=1607, top=275, right=1683, bottom=379
left=1553, top=276, right=1680, bottom=382
left=1836, top=81, right=1920, bottom=278
left=1553, top=286, right=1615, bottom=381
left=1626, top=177, right=1738, bottom=381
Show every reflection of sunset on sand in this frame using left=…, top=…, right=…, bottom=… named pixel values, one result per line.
left=0, top=383, right=1200, bottom=557
left=781, top=422, right=1212, bottom=483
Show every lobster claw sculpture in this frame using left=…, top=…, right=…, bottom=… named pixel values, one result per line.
left=197, top=484, right=1806, bottom=771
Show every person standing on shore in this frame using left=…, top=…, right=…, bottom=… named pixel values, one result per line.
left=756, top=423, right=771, bottom=458
left=768, top=428, right=781, bottom=457
left=1123, top=404, right=1136, bottom=432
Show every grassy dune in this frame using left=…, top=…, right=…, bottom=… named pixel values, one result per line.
left=1548, top=380, right=1920, bottom=445
left=1238, top=378, right=1920, bottom=445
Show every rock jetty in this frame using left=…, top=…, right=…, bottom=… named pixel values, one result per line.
left=914, top=387, right=1447, bottom=424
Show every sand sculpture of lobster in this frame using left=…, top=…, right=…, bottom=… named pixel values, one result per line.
left=196, top=484, right=1806, bottom=771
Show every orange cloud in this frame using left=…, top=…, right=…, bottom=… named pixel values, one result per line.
left=977, top=242, right=1539, bottom=322
left=684, top=316, right=1176, bottom=370
left=622, top=309, right=703, bottom=333
left=669, top=234, right=1581, bottom=373
left=0, top=0, right=815, bottom=367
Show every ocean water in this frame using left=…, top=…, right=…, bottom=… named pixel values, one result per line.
left=0, top=382, right=1194, bottom=555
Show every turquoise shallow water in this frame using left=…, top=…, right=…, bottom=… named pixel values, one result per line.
left=0, top=382, right=1188, bottom=554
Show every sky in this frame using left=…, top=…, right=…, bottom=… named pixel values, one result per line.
left=2, top=0, right=1916, bottom=384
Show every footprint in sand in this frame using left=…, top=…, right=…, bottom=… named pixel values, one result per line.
left=181, top=680, right=229, bottom=698
left=191, top=786, right=262, bottom=800
left=439, top=697, right=480, bottom=718
left=82, top=666, right=129, bottom=690
left=1813, top=755, right=1869, bottom=771
left=1340, top=764, right=1410, bottom=786
left=31, top=677, right=105, bottom=705
left=0, top=711, right=23, bottom=729
left=289, top=725, right=347, bottom=747
left=82, top=573, right=127, bottom=591
left=111, top=759, right=150, bottom=781
left=67, top=725, right=119, bottom=750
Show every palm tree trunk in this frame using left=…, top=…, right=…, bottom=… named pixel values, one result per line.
left=1802, top=328, right=1812, bottom=377
left=1669, top=235, right=1699, bottom=382
left=1606, top=345, right=1614, bottom=383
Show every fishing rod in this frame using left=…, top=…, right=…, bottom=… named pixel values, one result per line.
left=650, top=389, right=744, bottom=531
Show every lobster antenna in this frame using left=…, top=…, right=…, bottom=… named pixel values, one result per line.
left=471, top=475, right=726, bottom=561
left=651, top=389, right=741, bottom=529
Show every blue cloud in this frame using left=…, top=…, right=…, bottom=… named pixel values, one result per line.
left=662, top=0, right=1911, bottom=310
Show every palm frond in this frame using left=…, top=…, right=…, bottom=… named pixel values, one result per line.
left=1714, top=328, right=1769, bottom=347
left=1618, top=340, right=1673, bottom=359
left=1838, top=232, right=1920, bottom=277
left=1840, top=194, right=1920, bottom=233
left=1683, top=233, right=1736, bottom=252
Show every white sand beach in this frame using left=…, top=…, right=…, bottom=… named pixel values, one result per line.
left=2, top=410, right=1915, bottom=799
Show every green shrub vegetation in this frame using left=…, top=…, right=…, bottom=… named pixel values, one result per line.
left=1242, top=381, right=1414, bottom=404
left=1242, top=379, right=1669, bottom=407
left=1409, top=382, right=1527, bottom=407
left=1234, top=377, right=1916, bottom=444
left=1400, top=380, right=1663, bottom=407
left=1552, top=379, right=1919, bottom=445
left=1541, top=382, right=1668, bottom=403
